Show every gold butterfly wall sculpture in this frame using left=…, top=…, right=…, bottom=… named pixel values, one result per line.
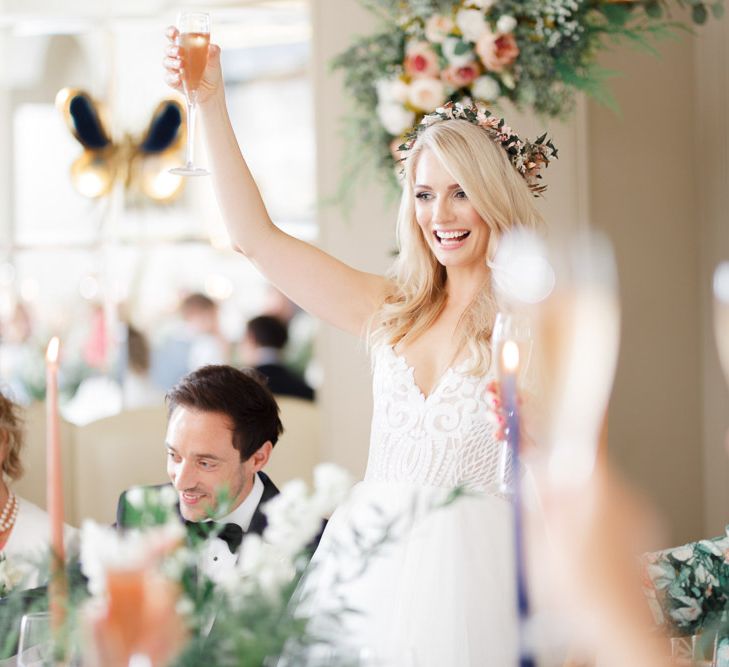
left=56, top=87, right=186, bottom=203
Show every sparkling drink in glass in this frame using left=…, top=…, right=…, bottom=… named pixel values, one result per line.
left=170, top=11, right=211, bottom=176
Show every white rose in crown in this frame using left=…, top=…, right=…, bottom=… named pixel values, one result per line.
left=456, top=8, right=489, bottom=42
left=375, top=77, right=410, bottom=105
left=377, top=103, right=415, bottom=135
left=471, top=75, right=500, bottom=101
left=442, top=36, right=477, bottom=68
left=408, top=78, right=447, bottom=113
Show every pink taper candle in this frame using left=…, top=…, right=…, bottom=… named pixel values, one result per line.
left=45, top=336, right=66, bottom=632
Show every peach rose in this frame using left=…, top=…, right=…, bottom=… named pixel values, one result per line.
left=408, top=77, right=447, bottom=112
left=404, top=41, right=440, bottom=79
left=475, top=29, right=520, bottom=72
left=441, top=62, right=481, bottom=89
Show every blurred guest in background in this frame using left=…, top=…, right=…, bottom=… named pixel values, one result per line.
left=241, top=315, right=314, bottom=401
left=0, top=303, right=40, bottom=405
left=0, top=390, right=76, bottom=589
left=151, top=292, right=229, bottom=391
left=121, top=325, right=164, bottom=410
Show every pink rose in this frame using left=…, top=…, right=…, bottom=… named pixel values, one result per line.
left=441, top=62, right=481, bottom=89
left=475, top=29, right=520, bottom=72
left=404, top=42, right=441, bottom=79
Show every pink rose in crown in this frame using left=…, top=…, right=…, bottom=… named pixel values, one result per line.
left=404, top=42, right=441, bottom=79
left=475, top=29, right=520, bottom=73
left=441, top=62, right=481, bottom=89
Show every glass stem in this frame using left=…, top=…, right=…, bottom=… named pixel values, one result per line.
left=185, top=97, right=197, bottom=167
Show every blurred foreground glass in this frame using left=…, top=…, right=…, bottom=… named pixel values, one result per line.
left=170, top=11, right=211, bottom=177
left=492, top=227, right=621, bottom=489
left=17, top=611, right=53, bottom=667
left=537, top=230, right=620, bottom=488
left=713, top=262, right=729, bottom=391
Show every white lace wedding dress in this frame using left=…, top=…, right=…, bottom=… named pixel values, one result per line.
left=300, top=344, right=517, bottom=666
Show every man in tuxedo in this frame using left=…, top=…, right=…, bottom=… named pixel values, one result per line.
left=241, top=315, right=315, bottom=401
left=116, top=364, right=282, bottom=581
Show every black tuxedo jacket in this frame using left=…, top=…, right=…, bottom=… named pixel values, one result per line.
left=115, top=471, right=280, bottom=537
left=254, top=363, right=315, bottom=401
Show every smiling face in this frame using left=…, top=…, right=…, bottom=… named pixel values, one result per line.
left=413, top=148, right=491, bottom=271
left=166, top=406, right=259, bottom=521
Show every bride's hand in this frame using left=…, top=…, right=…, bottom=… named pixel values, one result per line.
left=163, top=25, right=222, bottom=105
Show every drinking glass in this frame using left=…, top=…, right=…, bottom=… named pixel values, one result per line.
left=170, top=11, right=211, bottom=176
left=17, top=611, right=53, bottom=666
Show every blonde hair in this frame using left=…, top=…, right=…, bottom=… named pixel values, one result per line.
left=369, top=119, right=544, bottom=374
left=0, top=390, right=25, bottom=481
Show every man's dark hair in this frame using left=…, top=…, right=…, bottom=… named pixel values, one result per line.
left=246, top=315, right=288, bottom=350
left=180, top=292, right=217, bottom=314
left=166, top=365, right=283, bottom=460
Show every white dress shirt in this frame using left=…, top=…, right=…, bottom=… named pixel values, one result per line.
left=199, top=474, right=264, bottom=582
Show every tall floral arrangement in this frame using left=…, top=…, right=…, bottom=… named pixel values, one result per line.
left=642, top=527, right=729, bottom=637
left=333, top=0, right=723, bottom=192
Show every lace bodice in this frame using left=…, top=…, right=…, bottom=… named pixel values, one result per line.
left=364, top=345, right=504, bottom=493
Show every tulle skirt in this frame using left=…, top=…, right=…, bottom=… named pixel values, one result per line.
left=297, top=480, right=518, bottom=667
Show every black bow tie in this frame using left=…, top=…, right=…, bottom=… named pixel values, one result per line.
left=185, top=520, right=244, bottom=554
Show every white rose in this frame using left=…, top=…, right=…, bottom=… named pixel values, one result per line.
left=442, top=36, right=476, bottom=68
left=471, top=75, right=500, bottom=101
left=263, top=487, right=322, bottom=557
left=312, top=463, right=353, bottom=516
left=159, top=485, right=178, bottom=508
left=672, top=545, right=693, bottom=562
left=376, top=103, right=415, bottom=136
left=375, top=77, right=410, bottom=105
left=501, top=72, right=516, bottom=89
left=496, top=15, right=518, bottom=35
left=408, top=78, right=447, bottom=113
left=456, top=8, right=488, bottom=42
left=425, top=14, right=455, bottom=43
left=125, top=486, right=145, bottom=509
left=471, top=0, right=496, bottom=10
left=670, top=597, right=702, bottom=624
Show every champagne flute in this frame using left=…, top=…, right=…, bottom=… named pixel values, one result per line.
left=17, top=611, right=53, bottom=666
left=170, top=11, right=211, bottom=177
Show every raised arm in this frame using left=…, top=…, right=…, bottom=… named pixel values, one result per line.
left=164, top=28, right=388, bottom=337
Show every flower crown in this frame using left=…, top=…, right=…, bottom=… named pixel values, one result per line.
left=399, top=102, right=558, bottom=196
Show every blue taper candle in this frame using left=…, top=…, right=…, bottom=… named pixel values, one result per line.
left=500, top=340, right=535, bottom=667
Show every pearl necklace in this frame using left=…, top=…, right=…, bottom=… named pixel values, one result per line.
left=0, top=491, right=18, bottom=533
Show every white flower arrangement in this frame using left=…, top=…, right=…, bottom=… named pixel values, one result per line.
left=0, top=554, right=25, bottom=597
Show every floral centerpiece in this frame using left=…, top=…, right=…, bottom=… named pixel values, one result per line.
left=642, top=527, right=729, bottom=638
left=0, top=464, right=358, bottom=666
left=333, top=0, right=723, bottom=191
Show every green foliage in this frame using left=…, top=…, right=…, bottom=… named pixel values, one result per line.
left=331, top=0, right=724, bottom=198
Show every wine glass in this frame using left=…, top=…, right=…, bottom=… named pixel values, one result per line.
left=17, top=611, right=53, bottom=666
left=170, top=11, right=211, bottom=177
left=537, top=229, right=620, bottom=488
left=713, top=261, right=729, bottom=389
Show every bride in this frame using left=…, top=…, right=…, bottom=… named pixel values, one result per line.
left=164, top=29, right=551, bottom=666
